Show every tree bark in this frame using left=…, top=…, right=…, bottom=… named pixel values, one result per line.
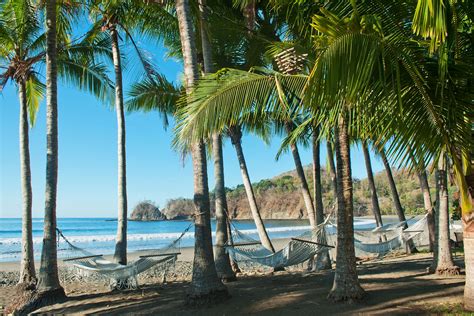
left=312, top=128, right=331, bottom=270
left=110, top=27, right=128, bottom=265
left=288, top=133, right=316, bottom=228
left=362, top=142, right=383, bottom=227
left=463, top=211, right=474, bottom=311
left=380, top=149, right=417, bottom=253
left=37, top=0, right=65, bottom=297
left=229, top=126, right=275, bottom=252
left=417, top=169, right=435, bottom=251
left=176, top=0, right=228, bottom=304
left=327, top=116, right=365, bottom=302
left=327, top=141, right=338, bottom=206
left=18, top=81, right=36, bottom=285
left=212, top=134, right=236, bottom=281
left=432, top=156, right=459, bottom=275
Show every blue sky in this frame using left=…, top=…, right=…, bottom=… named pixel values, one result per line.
left=0, top=38, right=385, bottom=218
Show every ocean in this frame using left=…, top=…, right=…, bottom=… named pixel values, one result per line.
left=0, top=217, right=377, bottom=262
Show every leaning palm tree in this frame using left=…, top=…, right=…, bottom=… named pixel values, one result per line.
left=362, top=141, right=383, bottom=227
left=378, top=148, right=416, bottom=252
left=175, top=0, right=228, bottom=304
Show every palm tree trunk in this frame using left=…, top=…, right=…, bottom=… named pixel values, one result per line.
left=110, top=27, right=128, bottom=265
left=198, top=0, right=235, bottom=281
left=465, top=218, right=474, bottom=310
left=380, top=149, right=417, bottom=253
left=212, top=133, right=236, bottom=281
left=362, top=142, right=383, bottom=227
left=176, top=0, right=228, bottom=303
left=417, top=169, right=435, bottom=251
left=432, top=155, right=459, bottom=275
left=312, top=128, right=331, bottom=270
left=229, top=126, right=275, bottom=252
left=327, top=141, right=338, bottom=205
left=327, top=116, right=365, bottom=302
left=18, top=81, right=36, bottom=285
left=37, top=0, right=65, bottom=297
left=287, top=128, right=316, bottom=228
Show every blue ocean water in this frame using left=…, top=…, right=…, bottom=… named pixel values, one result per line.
left=0, top=217, right=376, bottom=262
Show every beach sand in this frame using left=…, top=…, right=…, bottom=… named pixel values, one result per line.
left=0, top=240, right=466, bottom=314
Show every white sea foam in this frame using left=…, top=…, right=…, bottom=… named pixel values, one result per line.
left=0, top=219, right=375, bottom=246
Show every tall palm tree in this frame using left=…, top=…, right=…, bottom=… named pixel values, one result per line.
left=197, top=0, right=235, bottom=281
left=88, top=0, right=173, bottom=265
left=0, top=0, right=39, bottom=286
left=175, top=0, right=228, bottom=303
left=36, top=0, right=64, bottom=299
left=431, top=154, right=460, bottom=275
left=362, top=141, right=383, bottom=227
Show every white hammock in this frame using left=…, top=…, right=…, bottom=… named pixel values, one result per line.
left=225, top=216, right=333, bottom=269
left=57, top=224, right=191, bottom=290
left=351, top=215, right=428, bottom=256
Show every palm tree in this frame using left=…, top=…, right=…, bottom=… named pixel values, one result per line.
left=197, top=0, right=235, bottom=281
left=431, top=154, right=460, bottom=275
left=175, top=0, right=228, bottom=303
left=0, top=0, right=39, bottom=286
left=329, top=116, right=366, bottom=301
left=285, top=122, right=317, bottom=229
left=228, top=125, right=275, bottom=252
left=313, top=127, right=331, bottom=270
left=36, top=0, right=65, bottom=299
left=362, top=141, right=383, bottom=227
left=88, top=0, right=174, bottom=265
left=379, top=148, right=416, bottom=253
left=326, top=140, right=338, bottom=203
left=417, top=169, right=435, bottom=251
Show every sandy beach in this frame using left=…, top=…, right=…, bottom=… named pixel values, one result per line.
left=0, top=238, right=467, bottom=315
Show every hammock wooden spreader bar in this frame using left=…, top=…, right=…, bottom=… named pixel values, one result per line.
left=139, top=252, right=181, bottom=258
left=291, top=237, right=335, bottom=248
left=63, top=254, right=103, bottom=262
left=229, top=241, right=262, bottom=247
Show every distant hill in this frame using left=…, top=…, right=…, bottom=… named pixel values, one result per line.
left=161, top=166, right=437, bottom=220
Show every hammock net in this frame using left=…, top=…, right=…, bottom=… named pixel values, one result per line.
left=325, top=215, right=429, bottom=257
left=225, top=217, right=333, bottom=270
left=56, top=223, right=192, bottom=290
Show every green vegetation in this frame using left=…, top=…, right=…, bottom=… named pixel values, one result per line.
left=223, top=166, right=436, bottom=217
